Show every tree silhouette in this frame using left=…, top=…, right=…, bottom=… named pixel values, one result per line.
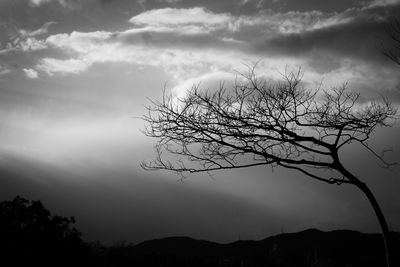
left=0, top=196, right=88, bottom=266
left=142, top=67, right=398, bottom=267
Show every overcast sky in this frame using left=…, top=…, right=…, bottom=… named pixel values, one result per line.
left=0, top=0, right=400, bottom=244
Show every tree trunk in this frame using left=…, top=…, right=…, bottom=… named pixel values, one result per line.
left=356, top=181, right=394, bottom=267
left=336, top=161, right=394, bottom=267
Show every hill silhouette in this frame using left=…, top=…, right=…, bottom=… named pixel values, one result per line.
left=89, top=228, right=400, bottom=267
left=1, top=196, right=399, bottom=266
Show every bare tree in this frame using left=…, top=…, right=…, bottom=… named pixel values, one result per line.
left=382, top=17, right=400, bottom=66
left=142, top=67, right=398, bottom=267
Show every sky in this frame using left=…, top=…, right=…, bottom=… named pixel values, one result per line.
left=0, top=0, right=400, bottom=245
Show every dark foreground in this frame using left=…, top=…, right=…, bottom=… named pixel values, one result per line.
left=1, top=196, right=399, bottom=267
left=88, top=229, right=400, bottom=267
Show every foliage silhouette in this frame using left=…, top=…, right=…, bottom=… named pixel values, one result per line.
left=142, top=66, right=398, bottom=266
left=0, top=196, right=88, bottom=266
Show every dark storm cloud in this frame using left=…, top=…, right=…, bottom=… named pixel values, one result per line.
left=137, top=0, right=373, bottom=15
left=121, top=3, right=400, bottom=69
left=4, top=2, right=395, bottom=88
left=0, top=0, right=144, bottom=34
left=3, top=0, right=398, bottom=75
left=251, top=5, right=400, bottom=66
left=136, top=0, right=377, bottom=15
left=272, top=0, right=372, bottom=12
left=118, top=30, right=246, bottom=52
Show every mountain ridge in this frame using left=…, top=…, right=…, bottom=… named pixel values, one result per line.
left=89, top=228, right=400, bottom=266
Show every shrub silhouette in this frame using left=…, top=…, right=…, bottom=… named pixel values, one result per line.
left=0, top=196, right=88, bottom=266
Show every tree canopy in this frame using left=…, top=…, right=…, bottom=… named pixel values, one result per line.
left=142, top=67, right=398, bottom=266
left=0, top=196, right=88, bottom=266
left=142, top=68, right=397, bottom=184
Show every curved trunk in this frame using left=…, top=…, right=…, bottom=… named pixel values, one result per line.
left=356, top=182, right=394, bottom=267
left=336, top=161, right=394, bottom=267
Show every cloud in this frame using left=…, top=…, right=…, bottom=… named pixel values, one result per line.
left=28, top=0, right=92, bottom=9
left=19, top=21, right=57, bottom=37
left=37, top=31, right=132, bottom=75
left=129, top=7, right=233, bottom=30
left=29, top=0, right=53, bottom=6
left=238, top=0, right=266, bottom=8
left=29, top=0, right=70, bottom=7
left=18, top=37, right=47, bottom=51
left=0, top=22, right=55, bottom=54
left=118, top=28, right=245, bottom=51
left=0, top=65, right=11, bottom=75
left=0, top=37, right=46, bottom=54
left=368, top=0, right=400, bottom=7
left=23, top=68, right=39, bottom=78
left=45, top=31, right=112, bottom=53
left=238, top=0, right=251, bottom=5
left=171, top=71, right=236, bottom=99
left=35, top=19, right=248, bottom=77
left=125, top=7, right=360, bottom=57
left=254, top=5, right=396, bottom=62
left=20, top=4, right=398, bottom=96
left=157, top=0, right=181, bottom=3
left=37, top=58, right=90, bottom=75
left=227, top=9, right=355, bottom=37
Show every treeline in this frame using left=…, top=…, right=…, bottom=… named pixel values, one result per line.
left=0, top=196, right=398, bottom=267
left=0, top=196, right=88, bottom=266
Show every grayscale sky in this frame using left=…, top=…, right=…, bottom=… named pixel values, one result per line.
left=0, top=0, right=399, bottom=244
